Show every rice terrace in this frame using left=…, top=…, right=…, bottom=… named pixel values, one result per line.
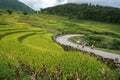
left=0, top=0, right=120, bottom=80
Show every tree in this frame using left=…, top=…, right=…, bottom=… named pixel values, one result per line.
left=6, top=9, right=13, bottom=14
left=41, top=3, right=120, bottom=24
left=108, top=39, right=120, bottom=49
left=23, top=11, right=28, bottom=15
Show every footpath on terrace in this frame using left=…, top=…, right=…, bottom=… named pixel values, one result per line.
left=55, top=34, right=120, bottom=62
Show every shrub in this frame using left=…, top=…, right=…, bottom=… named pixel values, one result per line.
left=23, top=11, right=28, bottom=15
left=6, top=9, right=13, bottom=15
left=108, top=39, right=120, bottom=49
left=83, top=35, right=104, bottom=46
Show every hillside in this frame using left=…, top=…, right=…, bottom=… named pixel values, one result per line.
left=0, top=2, right=120, bottom=79
left=41, top=3, right=120, bottom=23
left=0, top=0, right=34, bottom=13
left=0, top=13, right=119, bottom=80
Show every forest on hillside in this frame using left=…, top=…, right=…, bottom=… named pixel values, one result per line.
left=41, top=3, right=120, bottom=23
left=0, top=0, right=34, bottom=13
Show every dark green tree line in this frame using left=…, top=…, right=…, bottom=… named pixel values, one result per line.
left=41, top=3, right=120, bottom=23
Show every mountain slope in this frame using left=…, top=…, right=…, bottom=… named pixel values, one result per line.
left=41, top=3, right=120, bottom=23
left=0, top=0, right=34, bottom=13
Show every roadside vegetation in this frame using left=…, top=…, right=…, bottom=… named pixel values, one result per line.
left=69, top=35, right=120, bottom=54
left=29, top=14, right=120, bottom=54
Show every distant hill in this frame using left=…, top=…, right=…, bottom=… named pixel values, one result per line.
left=41, top=3, right=120, bottom=23
left=0, top=0, right=34, bottom=13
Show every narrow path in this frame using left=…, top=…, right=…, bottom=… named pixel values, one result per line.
left=55, top=34, right=120, bottom=62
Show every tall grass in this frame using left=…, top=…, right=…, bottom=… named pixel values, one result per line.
left=0, top=13, right=119, bottom=79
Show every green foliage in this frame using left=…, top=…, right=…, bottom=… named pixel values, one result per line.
left=83, top=35, right=104, bottom=46
left=0, top=17, right=8, bottom=25
left=0, top=64, right=16, bottom=80
left=0, top=13, right=119, bottom=79
left=23, top=11, right=28, bottom=15
left=0, top=9, right=7, bottom=15
left=6, top=9, right=13, bottom=14
left=41, top=3, right=120, bottom=23
left=0, top=0, right=34, bottom=13
left=71, top=34, right=120, bottom=52
left=17, top=13, right=120, bottom=50
left=108, top=39, right=120, bottom=49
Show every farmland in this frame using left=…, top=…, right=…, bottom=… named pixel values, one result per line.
left=0, top=13, right=120, bottom=80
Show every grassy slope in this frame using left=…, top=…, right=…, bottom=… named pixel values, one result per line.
left=26, top=14, right=120, bottom=53
left=0, top=13, right=119, bottom=79
left=34, top=14, right=120, bottom=34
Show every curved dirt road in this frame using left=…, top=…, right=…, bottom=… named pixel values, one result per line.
left=55, top=34, right=120, bottom=62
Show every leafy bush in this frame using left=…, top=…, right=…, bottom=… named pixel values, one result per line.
left=83, top=35, right=120, bottom=50
left=23, top=11, right=28, bottom=15
left=0, top=64, right=15, bottom=80
left=108, top=39, right=120, bottom=49
left=6, top=9, right=13, bottom=15
left=83, top=35, right=104, bottom=46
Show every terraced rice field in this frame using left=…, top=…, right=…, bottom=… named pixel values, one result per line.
left=0, top=14, right=119, bottom=80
